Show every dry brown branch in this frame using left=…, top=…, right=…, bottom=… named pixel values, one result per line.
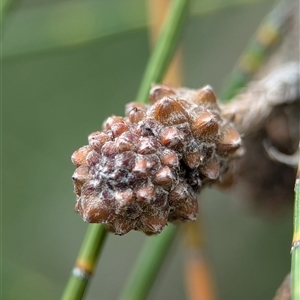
left=220, top=62, right=299, bottom=214
left=273, top=273, right=291, bottom=300
left=221, top=61, right=299, bottom=137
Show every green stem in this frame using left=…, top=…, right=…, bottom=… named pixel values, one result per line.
left=63, top=0, right=188, bottom=299
left=118, top=1, right=189, bottom=298
left=61, top=224, right=107, bottom=300
left=136, top=0, right=190, bottom=104
left=291, top=152, right=300, bottom=300
left=220, top=0, right=291, bottom=101
left=119, top=225, right=179, bottom=300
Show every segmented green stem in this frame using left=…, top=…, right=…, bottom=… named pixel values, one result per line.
left=220, top=0, right=292, bottom=101
left=118, top=0, right=190, bottom=298
left=61, top=225, right=107, bottom=300
left=291, top=151, right=300, bottom=299
left=62, top=0, right=189, bottom=299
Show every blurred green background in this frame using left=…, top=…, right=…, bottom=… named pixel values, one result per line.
left=3, top=0, right=293, bottom=299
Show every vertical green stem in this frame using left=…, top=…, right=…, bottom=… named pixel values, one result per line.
left=61, top=225, right=107, bottom=300
left=291, top=152, right=300, bottom=299
left=119, top=1, right=190, bottom=299
left=136, top=0, right=190, bottom=103
left=63, top=0, right=189, bottom=299
left=119, top=225, right=179, bottom=300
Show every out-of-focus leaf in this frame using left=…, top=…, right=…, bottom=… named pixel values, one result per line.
left=3, top=259, right=60, bottom=300
left=1, top=0, right=20, bottom=24
left=2, top=0, right=268, bottom=59
left=1, top=0, right=14, bottom=14
left=2, top=0, right=147, bottom=59
left=191, top=0, right=267, bottom=14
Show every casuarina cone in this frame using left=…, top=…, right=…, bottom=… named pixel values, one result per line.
left=71, top=85, right=242, bottom=235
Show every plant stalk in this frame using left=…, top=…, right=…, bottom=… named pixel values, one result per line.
left=119, top=224, right=179, bottom=300
left=220, top=0, right=293, bottom=101
left=63, top=0, right=189, bottom=299
left=61, top=224, right=107, bottom=300
left=291, top=151, right=300, bottom=299
left=119, top=1, right=189, bottom=299
left=136, top=0, right=189, bottom=103
left=183, top=220, right=216, bottom=300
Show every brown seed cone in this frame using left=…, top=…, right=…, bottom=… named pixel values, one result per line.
left=71, top=85, right=242, bottom=235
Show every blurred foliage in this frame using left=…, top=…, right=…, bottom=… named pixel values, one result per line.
left=3, top=0, right=293, bottom=299
left=3, top=0, right=266, bottom=59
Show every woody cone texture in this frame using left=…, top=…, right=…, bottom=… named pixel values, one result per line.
left=71, top=85, right=242, bottom=235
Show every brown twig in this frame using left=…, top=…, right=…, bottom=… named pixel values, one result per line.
left=273, top=273, right=291, bottom=300
left=221, top=61, right=300, bottom=137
